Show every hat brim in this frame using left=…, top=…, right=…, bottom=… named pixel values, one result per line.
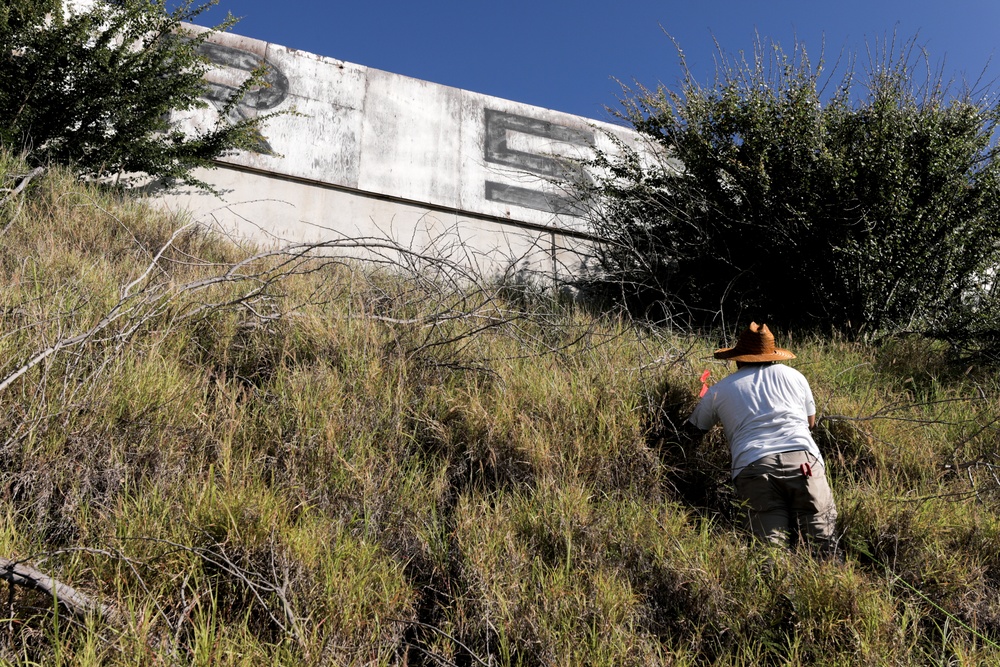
left=713, top=348, right=796, bottom=362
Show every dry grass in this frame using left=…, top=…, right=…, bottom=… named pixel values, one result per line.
left=1, top=155, right=1000, bottom=665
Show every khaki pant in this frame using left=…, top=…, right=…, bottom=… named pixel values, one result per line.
left=733, top=450, right=838, bottom=555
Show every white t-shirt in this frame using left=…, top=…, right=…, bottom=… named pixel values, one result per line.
left=688, top=363, right=822, bottom=478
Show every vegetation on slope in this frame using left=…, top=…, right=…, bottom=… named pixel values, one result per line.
left=586, top=34, right=1000, bottom=340
left=2, top=156, right=1000, bottom=665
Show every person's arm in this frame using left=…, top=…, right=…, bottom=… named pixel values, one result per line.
left=683, top=419, right=708, bottom=440
left=808, top=414, right=816, bottom=429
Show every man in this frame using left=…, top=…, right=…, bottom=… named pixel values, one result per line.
left=688, top=322, right=837, bottom=554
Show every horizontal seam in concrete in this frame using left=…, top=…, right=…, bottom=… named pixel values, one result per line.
left=211, top=160, right=608, bottom=243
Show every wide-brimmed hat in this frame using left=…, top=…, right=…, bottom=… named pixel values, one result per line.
left=713, top=322, right=795, bottom=362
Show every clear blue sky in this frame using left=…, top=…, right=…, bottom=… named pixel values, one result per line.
left=185, top=1, right=1000, bottom=122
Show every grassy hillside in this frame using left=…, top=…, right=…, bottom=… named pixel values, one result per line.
left=1, top=156, right=1000, bottom=665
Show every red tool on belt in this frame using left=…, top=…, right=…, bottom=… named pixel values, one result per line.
left=800, top=462, right=812, bottom=477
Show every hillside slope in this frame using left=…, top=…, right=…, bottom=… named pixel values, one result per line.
left=0, top=157, right=999, bottom=665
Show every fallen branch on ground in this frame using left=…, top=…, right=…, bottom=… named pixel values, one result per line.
left=0, top=556, right=116, bottom=622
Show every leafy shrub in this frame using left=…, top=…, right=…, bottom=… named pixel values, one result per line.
left=586, top=35, right=1000, bottom=338
left=0, top=0, right=278, bottom=188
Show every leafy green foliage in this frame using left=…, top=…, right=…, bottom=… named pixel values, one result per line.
left=587, top=36, right=1000, bottom=337
left=0, top=0, right=276, bottom=188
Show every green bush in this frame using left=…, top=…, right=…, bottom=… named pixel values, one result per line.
left=587, top=35, right=1000, bottom=338
left=0, top=0, right=276, bottom=188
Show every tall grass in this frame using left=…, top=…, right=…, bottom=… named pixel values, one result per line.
left=1, top=156, right=1000, bottom=664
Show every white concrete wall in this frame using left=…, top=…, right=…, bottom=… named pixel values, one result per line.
left=143, top=22, right=642, bottom=280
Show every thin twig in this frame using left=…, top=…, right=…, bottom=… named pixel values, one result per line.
left=389, top=617, right=492, bottom=667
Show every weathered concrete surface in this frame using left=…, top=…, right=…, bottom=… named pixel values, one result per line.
left=165, top=164, right=595, bottom=284
left=148, top=24, right=643, bottom=279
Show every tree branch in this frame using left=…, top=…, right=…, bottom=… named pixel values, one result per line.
left=0, top=556, right=115, bottom=622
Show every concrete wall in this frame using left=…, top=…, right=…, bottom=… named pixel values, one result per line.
left=152, top=26, right=642, bottom=280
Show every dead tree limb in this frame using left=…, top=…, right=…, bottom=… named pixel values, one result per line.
left=0, top=166, right=45, bottom=236
left=0, top=556, right=115, bottom=622
left=0, top=167, right=45, bottom=207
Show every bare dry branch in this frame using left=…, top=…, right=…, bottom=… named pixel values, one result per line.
left=0, top=167, right=44, bottom=206
left=0, top=167, right=45, bottom=237
left=0, top=556, right=115, bottom=622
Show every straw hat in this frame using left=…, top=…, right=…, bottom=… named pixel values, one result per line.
left=713, top=322, right=795, bottom=362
